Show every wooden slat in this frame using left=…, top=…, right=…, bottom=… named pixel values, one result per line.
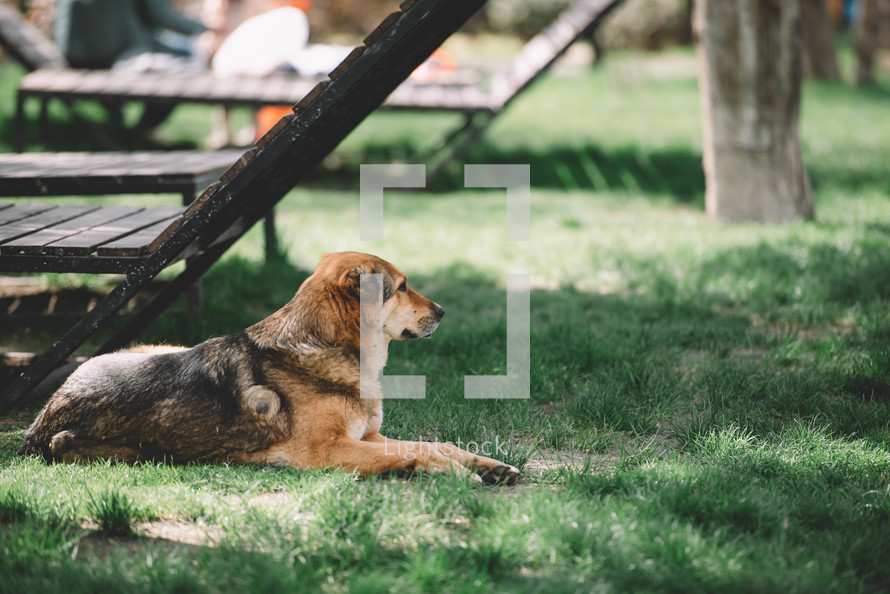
left=292, top=81, right=328, bottom=112
left=1, top=206, right=143, bottom=255
left=184, top=182, right=221, bottom=219
left=328, top=46, right=365, bottom=80
left=219, top=148, right=259, bottom=185
left=255, top=113, right=297, bottom=150
left=43, top=207, right=178, bottom=256
left=0, top=150, right=243, bottom=179
left=39, top=69, right=84, bottom=93
left=0, top=351, right=88, bottom=369
left=0, top=150, right=243, bottom=198
left=0, top=206, right=98, bottom=246
left=145, top=218, right=183, bottom=254
left=96, top=210, right=184, bottom=257
left=0, top=203, right=57, bottom=226
left=364, top=11, right=402, bottom=46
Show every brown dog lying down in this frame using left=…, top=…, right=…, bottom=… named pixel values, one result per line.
left=21, top=252, right=519, bottom=485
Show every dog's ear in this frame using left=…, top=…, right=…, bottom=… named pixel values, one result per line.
left=341, top=265, right=371, bottom=298
left=342, top=265, right=395, bottom=301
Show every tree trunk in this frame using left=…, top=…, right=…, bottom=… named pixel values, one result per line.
left=695, top=0, right=814, bottom=223
left=801, top=0, right=840, bottom=80
left=856, top=0, right=879, bottom=85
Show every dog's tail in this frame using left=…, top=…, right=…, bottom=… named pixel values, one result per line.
left=18, top=415, right=54, bottom=462
left=17, top=440, right=39, bottom=458
left=18, top=426, right=47, bottom=460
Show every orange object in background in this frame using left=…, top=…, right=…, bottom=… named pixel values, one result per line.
left=255, top=105, right=293, bottom=141
left=411, top=47, right=457, bottom=82
left=273, top=0, right=312, bottom=11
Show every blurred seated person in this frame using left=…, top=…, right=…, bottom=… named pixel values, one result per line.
left=207, top=0, right=458, bottom=145
left=211, top=0, right=314, bottom=78
left=209, top=0, right=342, bottom=145
left=54, top=0, right=215, bottom=129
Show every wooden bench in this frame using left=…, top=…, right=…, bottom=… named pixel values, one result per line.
left=0, top=149, right=244, bottom=311
left=0, top=150, right=242, bottom=204
left=9, top=0, right=624, bottom=176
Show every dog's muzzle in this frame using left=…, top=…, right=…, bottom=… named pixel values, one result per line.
left=404, top=305, right=445, bottom=339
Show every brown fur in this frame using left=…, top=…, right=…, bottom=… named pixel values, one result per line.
left=20, top=252, right=519, bottom=484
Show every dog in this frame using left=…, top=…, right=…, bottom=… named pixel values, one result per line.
left=20, top=252, right=520, bottom=485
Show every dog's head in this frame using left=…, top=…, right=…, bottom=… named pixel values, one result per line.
left=314, top=251, right=445, bottom=342
left=252, top=252, right=444, bottom=353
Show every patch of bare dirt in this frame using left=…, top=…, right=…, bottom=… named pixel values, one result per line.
left=137, top=519, right=224, bottom=547
left=522, top=449, right=619, bottom=480
left=73, top=518, right=223, bottom=563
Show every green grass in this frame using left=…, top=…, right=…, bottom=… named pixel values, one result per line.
left=2, top=43, right=890, bottom=592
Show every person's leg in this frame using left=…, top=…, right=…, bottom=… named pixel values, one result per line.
left=114, top=50, right=204, bottom=130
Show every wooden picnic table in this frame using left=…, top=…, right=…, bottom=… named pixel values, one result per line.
left=14, top=69, right=494, bottom=151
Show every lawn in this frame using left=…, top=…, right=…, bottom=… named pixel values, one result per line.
left=2, top=44, right=890, bottom=592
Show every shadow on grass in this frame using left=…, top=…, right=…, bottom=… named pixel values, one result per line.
left=808, top=161, right=890, bottom=194
left=317, top=140, right=707, bottom=204
left=465, top=142, right=705, bottom=203
left=0, top=105, right=202, bottom=153
left=695, top=237, right=890, bottom=309
left=380, top=250, right=890, bottom=447
left=6, top=237, right=890, bottom=448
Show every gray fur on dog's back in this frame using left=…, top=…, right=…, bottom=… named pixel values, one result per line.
left=21, top=332, right=290, bottom=463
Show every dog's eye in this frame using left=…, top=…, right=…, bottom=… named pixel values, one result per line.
left=398, top=282, right=407, bottom=293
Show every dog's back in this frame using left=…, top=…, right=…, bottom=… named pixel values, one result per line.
left=21, top=332, right=290, bottom=463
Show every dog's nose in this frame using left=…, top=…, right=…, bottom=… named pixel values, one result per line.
left=433, top=305, right=445, bottom=321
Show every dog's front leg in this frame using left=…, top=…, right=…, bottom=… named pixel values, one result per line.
left=361, top=432, right=519, bottom=484
left=319, top=436, right=477, bottom=478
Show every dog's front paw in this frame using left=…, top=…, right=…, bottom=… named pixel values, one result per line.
left=476, top=463, right=520, bottom=485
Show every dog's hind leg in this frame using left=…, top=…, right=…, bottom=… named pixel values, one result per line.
left=47, top=431, right=142, bottom=464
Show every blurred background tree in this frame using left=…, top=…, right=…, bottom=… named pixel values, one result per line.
left=695, top=0, right=813, bottom=223
left=802, top=0, right=841, bottom=80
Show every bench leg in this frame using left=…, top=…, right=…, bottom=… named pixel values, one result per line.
left=427, top=112, right=497, bottom=183
left=420, top=112, right=475, bottom=160
left=0, top=266, right=158, bottom=411
left=182, top=190, right=203, bottom=315
left=38, top=98, right=49, bottom=149
left=97, top=238, right=234, bottom=356
left=264, top=208, right=279, bottom=261
left=15, top=94, right=26, bottom=152
left=0, top=236, right=236, bottom=412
